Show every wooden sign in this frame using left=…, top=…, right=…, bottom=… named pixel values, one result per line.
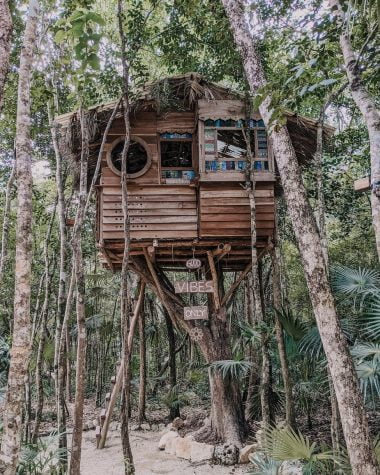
left=186, top=258, right=202, bottom=270
left=184, top=306, right=208, bottom=320
left=174, top=280, right=214, bottom=294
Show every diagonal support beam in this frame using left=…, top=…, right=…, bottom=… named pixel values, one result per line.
left=97, top=280, right=145, bottom=449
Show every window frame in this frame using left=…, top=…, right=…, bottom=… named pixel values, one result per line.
left=106, top=135, right=152, bottom=179
left=158, top=133, right=196, bottom=184
left=199, top=119, right=273, bottom=178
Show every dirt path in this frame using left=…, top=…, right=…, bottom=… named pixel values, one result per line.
left=80, top=428, right=248, bottom=475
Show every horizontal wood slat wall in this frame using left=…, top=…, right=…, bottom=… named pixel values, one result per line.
left=100, top=185, right=198, bottom=240
left=199, top=183, right=275, bottom=238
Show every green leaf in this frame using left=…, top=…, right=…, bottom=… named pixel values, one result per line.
left=54, top=30, right=66, bottom=44
left=319, top=78, right=338, bottom=87
left=71, top=21, right=85, bottom=38
left=87, top=54, right=100, bottom=70
left=85, top=12, right=106, bottom=26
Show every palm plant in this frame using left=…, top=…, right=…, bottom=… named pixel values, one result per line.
left=209, top=359, right=252, bottom=380
left=254, top=426, right=336, bottom=474
left=17, top=431, right=68, bottom=474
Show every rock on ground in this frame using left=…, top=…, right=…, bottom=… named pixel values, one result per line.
left=158, top=430, right=178, bottom=450
left=238, top=444, right=257, bottom=464
left=79, top=429, right=246, bottom=475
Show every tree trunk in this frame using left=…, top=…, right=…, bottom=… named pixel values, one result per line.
left=0, top=162, right=15, bottom=285
left=69, top=109, right=89, bottom=475
left=48, top=94, right=70, bottom=467
left=137, top=296, right=146, bottom=426
left=164, top=310, right=180, bottom=420
left=117, top=0, right=135, bottom=470
left=205, top=327, right=248, bottom=446
left=329, top=0, right=380, bottom=262
left=0, top=1, right=39, bottom=472
left=0, top=0, right=12, bottom=111
left=244, top=118, right=272, bottom=429
left=221, top=1, right=379, bottom=473
left=272, top=244, right=296, bottom=429
left=32, top=205, right=55, bottom=443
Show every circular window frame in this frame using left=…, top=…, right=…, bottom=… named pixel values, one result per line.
left=106, top=135, right=152, bottom=178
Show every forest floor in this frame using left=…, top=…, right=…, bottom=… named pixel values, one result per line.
left=74, top=399, right=247, bottom=474
left=80, top=426, right=248, bottom=475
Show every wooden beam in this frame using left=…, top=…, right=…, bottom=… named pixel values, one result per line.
left=220, top=247, right=268, bottom=307
left=207, top=251, right=220, bottom=311
left=354, top=176, right=370, bottom=192
left=97, top=281, right=145, bottom=449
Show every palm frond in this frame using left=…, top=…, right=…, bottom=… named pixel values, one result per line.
left=249, top=453, right=281, bottom=474
left=351, top=342, right=380, bottom=363
left=261, top=426, right=335, bottom=465
left=210, top=359, right=252, bottom=380
left=355, top=360, right=380, bottom=404
left=299, top=318, right=355, bottom=359
left=332, top=266, right=380, bottom=306
left=275, top=307, right=306, bottom=341
left=361, top=294, right=380, bottom=340
left=236, top=320, right=261, bottom=345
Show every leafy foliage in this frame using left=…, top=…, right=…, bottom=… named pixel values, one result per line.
left=210, top=359, right=252, bottom=380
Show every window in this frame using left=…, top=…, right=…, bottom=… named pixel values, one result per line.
left=160, top=133, right=195, bottom=184
left=107, top=136, right=152, bottom=178
left=202, top=119, right=269, bottom=173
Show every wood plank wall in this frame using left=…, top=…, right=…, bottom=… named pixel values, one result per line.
left=199, top=183, right=274, bottom=238
left=100, top=183, right=198, bottom=240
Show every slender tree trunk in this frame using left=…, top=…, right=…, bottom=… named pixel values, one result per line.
left=329, top=0, right=380, bottom=261
left=315, top=99, right=342, bottom=456
left=0, top=1, right=39, bottom=472
left=117, top=0, right=134, bottom=471
left=0, top=162, right=15, bottom=285
left=0, top=0, right=12, bottom=111
left=50, top=97, right=69, bottom=469
left=244, top=117, right=272, bottom=428
left=164, top=310, right=180, bottom=420
left=32, top=205, right=56, bottom=443
left=272, top=244, right=296, bottom=429
left=222, top=1, right=379, bottom=473
left=137, top=298, right=146, bottom=426
left=69, top=109, right=89, bottom=475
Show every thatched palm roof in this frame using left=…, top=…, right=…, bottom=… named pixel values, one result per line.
left=55, top=72, right=334, bottom=180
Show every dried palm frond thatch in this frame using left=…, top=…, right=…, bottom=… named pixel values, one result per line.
left=55, top=72, right=334, bottom=186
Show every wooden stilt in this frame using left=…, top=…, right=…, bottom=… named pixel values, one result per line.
left=207, top=251, right=221, bottom=311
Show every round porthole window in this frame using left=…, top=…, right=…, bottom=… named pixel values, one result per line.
left=107, top=136, right=151, bottom=178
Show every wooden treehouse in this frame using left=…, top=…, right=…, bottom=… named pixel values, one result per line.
left=57, top=73, right=327, bottom=272
left=56, top=73, right=332, bottom=447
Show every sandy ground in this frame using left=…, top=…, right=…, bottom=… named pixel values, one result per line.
left=80, top=428, right=248, bottom=475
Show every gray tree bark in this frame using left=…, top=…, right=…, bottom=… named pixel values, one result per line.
left=0, top=162, right=15, bottom=285
left=329, top=0, right=380, bottom=262
left=0, top=0, right=12, bottom=110
left=69, top=108, right=89, bottom=475
left=0, top=0, right=39, bottom=472
left=221, top=1, right=379, bottom=473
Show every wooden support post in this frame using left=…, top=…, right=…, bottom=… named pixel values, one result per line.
left=95, top=425, right=101, bottom=448
left=212, top=243, right=231, bottom=261
left=97, top=281, right=145, bottom=449
left=143, top=248, right=174, bottom=318
left=147, top=245, right=156, bottom=263
left=207, top=251, right=220, bottom=311
left=99, top=240, right=114, bottom=271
